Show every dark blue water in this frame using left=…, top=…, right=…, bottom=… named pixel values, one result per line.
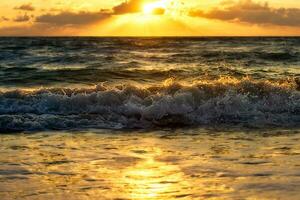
left=0, top=37, right=299, bottom=131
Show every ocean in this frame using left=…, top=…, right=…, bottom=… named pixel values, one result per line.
left=0, top=37, right=299, bottom=199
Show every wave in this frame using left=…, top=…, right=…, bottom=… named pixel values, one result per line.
left=0, top=77, right=299, bottom=132
left=170, top=51, right=299, bottom=62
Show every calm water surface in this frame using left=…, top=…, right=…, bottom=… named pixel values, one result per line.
left=0, top=129, right=300, bottom=200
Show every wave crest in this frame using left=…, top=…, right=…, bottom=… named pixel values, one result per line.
left=0, top=77, right=299, bottom=131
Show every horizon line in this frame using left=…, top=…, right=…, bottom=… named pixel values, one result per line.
left=0, top=35, right=300, bottom=38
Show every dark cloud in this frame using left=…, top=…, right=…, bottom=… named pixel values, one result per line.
left=113, top=0, right=145, bottom=14
left=14, top=14, right=31, bottom=22
left=15, top=3, right=35, bottom=11
left=35, top=0, right=150, bottom=26
left=36, top=11, right=110, bottom=25
left=190, top=0, right=300, bottom=27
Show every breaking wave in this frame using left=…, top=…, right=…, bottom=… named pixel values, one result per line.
left=0, top=77, right=299, bottom=132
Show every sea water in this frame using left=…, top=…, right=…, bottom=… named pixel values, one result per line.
left=0, top=37, right=299, bottom=199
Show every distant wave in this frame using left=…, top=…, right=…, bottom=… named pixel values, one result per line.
left=0, top=77, right=299, bottom=132
left=170, top=51, right=299, bottom=62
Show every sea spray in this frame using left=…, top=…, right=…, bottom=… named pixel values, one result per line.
left=0, top=77, right=299, bottom=131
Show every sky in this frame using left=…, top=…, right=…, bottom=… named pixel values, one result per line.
left=0, top=0, right=299, bottom=36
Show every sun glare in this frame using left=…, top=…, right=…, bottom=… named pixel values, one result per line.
left=143, top=1, right=166, bottom=15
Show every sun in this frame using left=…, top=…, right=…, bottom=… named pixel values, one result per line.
left=143, top=3, right=156, bottom=14
left=143, top=1, right=166, bottom=15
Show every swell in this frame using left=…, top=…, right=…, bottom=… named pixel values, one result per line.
left=170, top=51, right=299, bottom=62
left=0, top=77, right=299, bottom=131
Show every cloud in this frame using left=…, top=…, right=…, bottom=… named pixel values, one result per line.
left=14, top=14, right=31, bottom=22
left=112, top=0, right=166, bottom=15
left=14, top=3, right=35, bottom=11
left=151, top=8, right=165, bottom=15
left=190, top=0, right=300, bottom=27
left=113, top=0, right=145, bottom=14
left=0, top=24, right=76, bottom=36
left=35, top=0, right=149, bottom=26
left=1, top=16, right=9, bottom=21
left=36, top=11, right=110, bottom=25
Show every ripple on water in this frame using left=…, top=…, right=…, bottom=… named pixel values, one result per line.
left=0, top=129, right=299, bottom=199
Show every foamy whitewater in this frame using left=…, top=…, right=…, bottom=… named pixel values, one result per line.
left=0, top=37, right=299, bottom=131
left=0, top=77, right=299, bottom=131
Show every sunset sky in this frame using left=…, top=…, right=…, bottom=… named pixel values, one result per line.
left=0, top=0, right=299, bottom=36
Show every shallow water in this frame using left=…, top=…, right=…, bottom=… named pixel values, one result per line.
left=1, top=129, right=300, bottom=200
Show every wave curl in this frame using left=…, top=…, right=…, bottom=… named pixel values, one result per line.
left=0, top=77, right=299, bottom=131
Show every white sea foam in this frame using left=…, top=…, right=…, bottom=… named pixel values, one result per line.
left=0, top=77, right=299, bottom=131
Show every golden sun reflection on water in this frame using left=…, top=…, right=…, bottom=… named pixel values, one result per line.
left=120, top=149, right=187, bottom=199
left=1, top=131, right=300, bottom=200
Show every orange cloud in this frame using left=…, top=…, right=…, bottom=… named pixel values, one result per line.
left=190, top=0, right=300, bottom=27
left=36, top=11, right=110, bottom=25
left=1, top=16, right=9, bottom=21
left=0, top=24, right=48, bottom=36
left=14, top=3, right=35, bottom=11
left=151, top=7, right=165, bottom=15
left=14, top=14, right=31, bottom=22
left=113, top=0, right=145, bottom=14
left=35, top=0, right=148, bottom=26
